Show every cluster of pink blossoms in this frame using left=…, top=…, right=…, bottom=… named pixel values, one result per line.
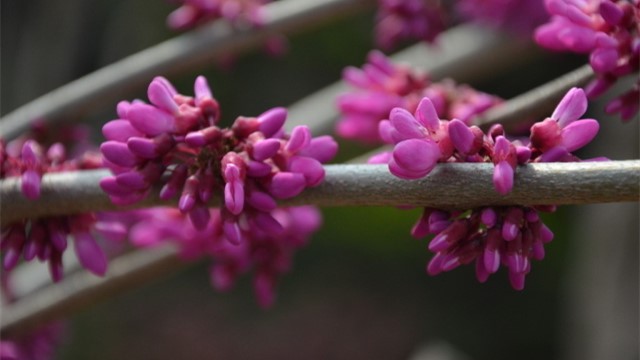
left=374, top=0, right=446, bottom=50
left=166, top=0, right=271, bottom=30
left=456, top=0, right=549, bottom=35
left=374, top=0, right=550, bottom=50
left=337, top=51, right=502, bottom=144
left=101, top=75, right=336, bottom=240
left=535, top=0, right=640, bottom=120
left=0, top=139, right=124, bottom=281
left=125, top=205, right=321, bottom=307
left=100, top=76, right=336, bottom=304
left=371, top=88, right=601, bottom=288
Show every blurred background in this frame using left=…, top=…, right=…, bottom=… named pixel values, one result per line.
left=1, top=1, right=638, bottom=359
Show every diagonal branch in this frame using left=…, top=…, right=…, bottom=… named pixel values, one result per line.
left=1, top=245, right=184, bottom=337
left=0, top=0, right=375, bottom=139
left=475, top=64, right=595, bottom=129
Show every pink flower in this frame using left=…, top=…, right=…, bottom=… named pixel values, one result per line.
left=0, top=138, right=122, bottom=282
left=534, top=0, right=640, bottom=120
left=456, top=0, right=549, bottom=36
left=530, top=87, right=600, bottom=160
left=380, top=88, right=603, bottom=289
left=418, top=206, right=554, bottom=290
left=337, top=51, right=502, bottom=144
left=374, top=0, right=446, bottom=50
left=100, top=76, right=337, bottom=244
left=167, top=0, right=272, bottom=30
left=127, top=206, right=322, bottom=308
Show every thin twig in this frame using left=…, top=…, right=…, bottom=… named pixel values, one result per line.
left=475, top=64, right=595, bottom=129
left=2, top=161, right=639, bottom=226
left=1, top=245, right=184, bottom=337
left=0, top=0, right=375, bottom=140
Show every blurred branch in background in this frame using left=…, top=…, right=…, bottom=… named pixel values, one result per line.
left=475, top=65, right=594, bottom=130
left=1, top=245, right=184, bottom=337
left=0, top=0, right=375, bottom=139
left=286, top=23, right=543, bottom=134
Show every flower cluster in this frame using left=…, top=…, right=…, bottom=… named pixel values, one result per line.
left=337, top=51, right=502, bottom=144
left=375, top=88, right=600, bottom=288
left=455, top=0, right=549, bottom=35
left=100, top=75, right=337, bottom=245
left=0, top=139, right=122, bottom=281
left=166, top=0, right=271, bottom=30
left=125, top=205, right=321, bottom=308
left=374, top=0, right=446, bottom=50
left=414, top=206, right=555, bottom=290
left=374, top=0, right=551, bottom=50
left=535, top=0, right=640, bottom=120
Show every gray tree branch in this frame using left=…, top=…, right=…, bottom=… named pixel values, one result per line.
left=2, top=161, right=639, bottom=226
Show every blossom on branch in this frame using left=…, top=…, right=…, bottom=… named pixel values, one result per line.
left=0, top=139, right=124, bottom=281
left=100, top=75, right=337, bottom=245
left=167, top=0, right=272, bottom=30
left=99, top=76, right=336, bottom=306
left=337, top=51, right=502, bottom=144
left=535, top=0, right=640, bottom=120
left=456, top=0, right=549, bottom=35
left=374, top=0, right=446, bottom=50
left=125, top=205, right=321, bottom=308
left=374, top=87, right=601, bottom=289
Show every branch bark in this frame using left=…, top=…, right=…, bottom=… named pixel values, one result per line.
left=2, top=161, right=639, bottom=226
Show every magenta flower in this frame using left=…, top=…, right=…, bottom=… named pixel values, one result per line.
left=379, top=88, right=602, bottom=289
left=167, top=0, right=272, bottom=30
left=0, top=139, right=123, bottom=281
left=456, top=0, right=549, bottom=35
left=374, top=0, right=446, bottom=50
left=380, top=98, right=453, bottom=179
left=100, top=76, right=337, bottom=245
left=534, top=0, right=639, bottom=120
left=417, top=206, right=554, bottom=290
left=530, top=87, right=600, bottom=161
left=126, top=205, right=322, bottom=308
left=337, top=51, right=502, bottom=144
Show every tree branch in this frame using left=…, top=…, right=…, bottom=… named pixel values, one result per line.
left=475, top=64, right=595, bottom=129
left=2, top=161, right=638, bottom=226
left=1, top=245, right=184, bottom=337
